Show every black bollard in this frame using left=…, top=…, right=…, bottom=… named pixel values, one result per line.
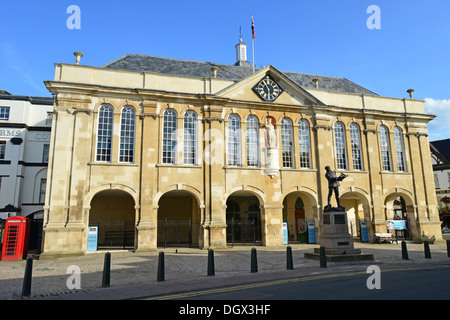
left=157, top=251, right=165, bottom=281
left=424, top=241, right=431, bottom=259
left=319, top=246, right=327, bottom=268
left=21, top=256, right=33, bottom=297
left=286, top=246, right=294, bottom=270
left=207, top=249, right=215, bottom=276
left=251, top=248, right=258, bottom=273
left=401, top=240, right=409, bottom=260
left=102, top=252, right=111, bottom=287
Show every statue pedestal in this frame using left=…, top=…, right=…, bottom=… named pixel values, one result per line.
left=264, top=147, right=279, bottom=177
left=305, top=208, right=374, bottom=262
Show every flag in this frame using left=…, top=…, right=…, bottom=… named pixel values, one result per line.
left=251, top=15, right=255, bottom=39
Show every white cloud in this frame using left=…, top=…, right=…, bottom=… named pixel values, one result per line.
left=424, top=98, right=450, bottom=141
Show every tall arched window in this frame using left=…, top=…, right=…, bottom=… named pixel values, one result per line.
left=246, top=115, right=259, bottom=167
left=350, top=123, right=363, bottom=170
left=183, top=110, right=197, bottom=165
left=119, top=106, right=136, bottom=163
left=162, top=109, right=177, bottom=164
left=393, top=126, right=406, bottom=171
left=379, top=125, right=391, bottom=171
left=298, top=119, right=311, bottom=168
left=281, top=118, right=294, bottom=168
left=96, top=104, right=114, bottom=162
left=227, top=114, right=241, bottom=166
left=334, top=122, right=347, bottom=170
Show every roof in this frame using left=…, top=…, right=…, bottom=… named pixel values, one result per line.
left=101, top=54, right=378, bottom=96
left=430, top=139, right=450, bottom=164
left=0, top=92, right=53, bottom=105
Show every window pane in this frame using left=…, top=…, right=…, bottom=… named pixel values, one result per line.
left=350, top=123, right=363, bottom=170
left=281, top=118, right=294, bottom=168
left=334, top=122, right=347, bottom=170
left=298, top=119, right=311, bottom=168
left=246, top=115, right=259, bottom=167
left=183, top=111, right=197, bottom=165
left=0, top=107, right=10, bottom=120
left=162, top=109, right=177, bottom=164
left=379, top=125, right=391, bottom=171
left=96, top=105, right=114, bottom=162
left=228, top=114, right=241, bottom=166
left=393, top=127, right=406, bottom=171
left=119, top=106, right=136, bottom=163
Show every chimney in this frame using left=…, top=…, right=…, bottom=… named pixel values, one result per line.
left=407, top=88, right=414, bottom=99
left=73, top=51, right=84, bottom=64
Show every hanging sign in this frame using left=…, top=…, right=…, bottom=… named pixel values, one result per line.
left=86, top=226, right=98, bottom=252
left=307, top=221, right=316, bottom=244
left=360, top=221, right=369, bottom=242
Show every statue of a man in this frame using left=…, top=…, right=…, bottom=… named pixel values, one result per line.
left=325, top=166, right=347, bottom=209
left=264, top=117, right=277, bottom=147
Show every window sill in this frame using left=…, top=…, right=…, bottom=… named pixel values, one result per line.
left=88, top=162, right=138, bottom=167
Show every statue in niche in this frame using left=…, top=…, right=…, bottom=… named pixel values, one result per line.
left=264, top=116, right=277, bottom=148
left=324, top=166, right=348, bottom=211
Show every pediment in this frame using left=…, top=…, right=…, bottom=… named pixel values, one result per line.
left=215, top=66, right=324, bottom=107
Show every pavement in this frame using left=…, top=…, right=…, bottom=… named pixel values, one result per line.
left=0, top=241, right=449, bottom=300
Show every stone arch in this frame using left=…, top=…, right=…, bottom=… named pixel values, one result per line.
left=156, top=188, right=201, bottom=248
left=340, top=188, right=372, bottom=238
left=281, top=187, right=319, bottom=243
left=88, top=188, right=136, bottom=250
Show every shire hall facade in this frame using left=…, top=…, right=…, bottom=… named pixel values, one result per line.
left=41, top=43, right=442, bottom=257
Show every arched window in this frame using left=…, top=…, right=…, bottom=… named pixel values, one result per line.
left=227, top=114, right=241, bottom=166
left=96, top=104, right=114, bottom=162
left=350, top=123, right=363, bottom=170
left=281, top=118, right=294, bottom=168
left=334, top=122, right=347, bottom=170
left=246, top=115, right=259, bottom=167
left=183, top=110, right=197, bottom=165
left=393, top=126, right=406, bottom=171
left=379, top=125, right=391, bottom=171
left=119, top=106, right=136, bottom=163
left=162, top=109, right=177, bottom=164
left=298, top=119, right=311, bottom=168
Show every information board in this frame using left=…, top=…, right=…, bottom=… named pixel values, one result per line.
left=86, top=226, right=98, bottom=252
left=307, top=221, right=316, bottom=244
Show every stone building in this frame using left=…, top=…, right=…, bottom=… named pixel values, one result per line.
left=41, top=42, right=442, bottom=257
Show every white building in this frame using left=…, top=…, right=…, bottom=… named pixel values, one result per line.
left=430, top=138, right=450, bottom=228
left=0, top=90, right=53, bottom=252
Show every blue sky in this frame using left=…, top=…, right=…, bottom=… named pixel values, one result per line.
left=1, top=1, right=449, bottom=140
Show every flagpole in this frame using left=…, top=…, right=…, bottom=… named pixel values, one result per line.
left=251, top=14, right=255, bottom=74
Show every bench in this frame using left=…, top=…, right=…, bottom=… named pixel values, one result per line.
left=375, top=233, right=397, bottom=244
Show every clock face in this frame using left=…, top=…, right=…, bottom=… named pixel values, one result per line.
left=253, top=76, right=284, bottom=102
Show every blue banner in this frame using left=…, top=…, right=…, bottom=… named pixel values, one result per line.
left=387, top=220, right=406, bottom=230
left=360, top=221, right=369, bottom=242
left=307, top=221, right=316, bottom=244
left=86, top=226, right=98, bottom=252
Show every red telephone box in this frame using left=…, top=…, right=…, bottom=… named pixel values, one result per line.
left=1, top=216, right=31, bottom=261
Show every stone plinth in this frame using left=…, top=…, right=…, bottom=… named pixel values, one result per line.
left=304, top=207, right=374, bottom=262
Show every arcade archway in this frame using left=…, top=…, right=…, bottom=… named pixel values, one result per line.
left=282, top=191, right=317, bottom=243
left=89, top=190, right=136, bottom=250
left=226, top=191, right=262, bottom=246
left=157, top=190, right=200, bottom=248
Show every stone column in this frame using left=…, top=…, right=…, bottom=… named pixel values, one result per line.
left=202, top=104, right=227, bottom=249
left=135, top=100, right=159, bottom=252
